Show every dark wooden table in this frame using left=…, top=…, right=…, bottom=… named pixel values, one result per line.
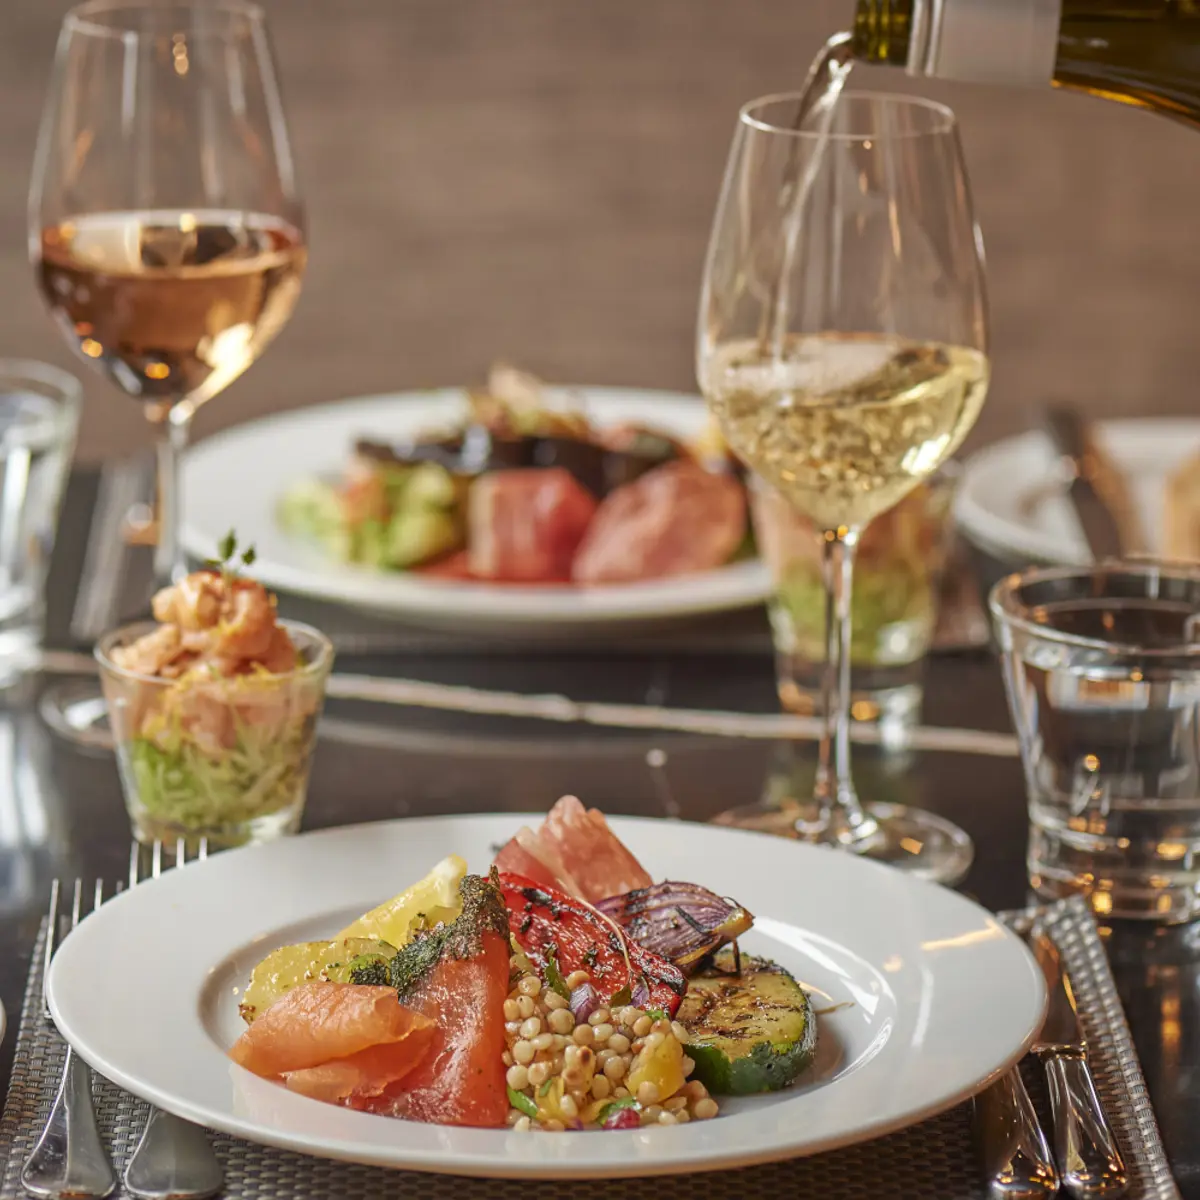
left=0, top=470, right=1194, bottom=1195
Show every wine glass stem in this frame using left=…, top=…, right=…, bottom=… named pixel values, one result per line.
left=150, top=404, right=193, bottom=586
left=812, top=525, right=878, bottom=845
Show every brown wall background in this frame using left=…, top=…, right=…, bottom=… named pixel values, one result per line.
left=4, top=0, right=1200, bottom=463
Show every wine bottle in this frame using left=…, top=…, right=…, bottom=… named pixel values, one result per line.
left=853, top=0, right=1200, bottom=128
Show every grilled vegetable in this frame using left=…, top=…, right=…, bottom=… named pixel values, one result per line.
left=676, top=948, right=817, bottom=1095
left=498, top=872, right=687, bottom=1017
left=595, top=881, right=753, bottom=974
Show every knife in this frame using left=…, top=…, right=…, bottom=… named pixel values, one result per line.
left=1042, top=406, right=1144, bottom=561
left=972, top=1067, right=1059, bottom=1198
left=1030, top=927, right=1127, bottom=1198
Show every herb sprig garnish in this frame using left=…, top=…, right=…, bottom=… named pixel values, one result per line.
left=206, top=529, right=257, bottom=585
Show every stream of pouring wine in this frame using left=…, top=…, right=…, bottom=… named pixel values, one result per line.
left=761, top=32, right=856, bottom=358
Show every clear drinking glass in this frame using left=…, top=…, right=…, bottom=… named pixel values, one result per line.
left=96, top=619, right=332, bottom=847
left=28, top=0, right=305, bottom=586
left=992, top=561, right=1200, bottom=923
left=697, top=91, right=989, bottom=882
left=0, top=362, right=81, bottom=683
left=752, top=466, right=961, bottom=748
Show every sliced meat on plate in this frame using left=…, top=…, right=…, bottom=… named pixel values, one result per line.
left=380, top=874, right=511, bottom=1128
left=467, top=467, right=597, bottom=582
left=283, top=1039, right=436, bottom=1106
left=492, top=794, right=652, bottom=904
left=571, top=460, right=746, bottom=585
left=228, top=982, right=434, bottom=1079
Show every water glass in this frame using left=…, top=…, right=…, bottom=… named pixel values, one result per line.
left=96, top=620, right=333, bottom=847
left=0, top=361, right=80, bottom=681
left=751, top=468, right=960, bottom=746
left=991, top=561, right=1200, bottom=922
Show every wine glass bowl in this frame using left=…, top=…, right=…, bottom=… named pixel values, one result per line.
left=697, top=90, right=988, bottom=883
left=28, top=0, right=305, bottom=583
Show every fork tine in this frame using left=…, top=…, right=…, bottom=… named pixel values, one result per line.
left=151, top=839, right=163, bottom=879
left=129, top=841, right=141, bottom=889
left=198, top=836, right=209, bottom=862
left=114, top=880, right=125, bottom=896
left=94, top=878, right=104, bottom=913
left=70, top=879, right=83, bottom=930
left=40, top=879, right=61, bottom=1019
left=176, top=835, right=187, bottom=866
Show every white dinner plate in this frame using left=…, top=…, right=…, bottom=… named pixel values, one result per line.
left=956, top=417, right=1200, bottom=565
left=181, top=388, right=771, bottom=632
left=48, top=815, right=1045, bottom=1179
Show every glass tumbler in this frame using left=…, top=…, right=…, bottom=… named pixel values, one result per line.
left=0, top=360, right=81, bottom=683
left=991, top=561, right=1200, bottom=922
left=96, top=619, right=333, bottom=847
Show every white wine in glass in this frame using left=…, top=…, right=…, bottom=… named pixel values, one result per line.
left=29, top=1, right=305, bottom=585
left=698, top=91, right=989, bottom=883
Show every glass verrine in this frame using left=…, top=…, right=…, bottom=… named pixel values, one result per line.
left=29, top=0, right=305, bottom=586
left=752, top=465, right=961, bottom=748
left=698, top=91, right=989, bottom=882
left=991, top=561, right=1200, bottom=923
left=96, top=619, right=332, bottom=847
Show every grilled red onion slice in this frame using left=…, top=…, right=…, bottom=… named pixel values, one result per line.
left=569, top=981, right=599, bottom=1023
left=595, top=881, right=753, bottom=974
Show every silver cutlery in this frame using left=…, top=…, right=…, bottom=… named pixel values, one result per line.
left=973, top=1066, right=1059, bottom=1198
left=122, top=839, right=223, bottom=1200
left=1041, top=405, right=1144, bottom=560
left=976, top=912, right=1059, bottom=1199
left=1030, top=925, right=1127, bottom=1199
left=21, top=878, right=117, bottom=1199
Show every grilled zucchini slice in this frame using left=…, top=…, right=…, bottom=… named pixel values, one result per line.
left=676, top=948, right=817, bottom=1095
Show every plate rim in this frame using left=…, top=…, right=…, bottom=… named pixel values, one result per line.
left=47, top=814, right=1047, bottom=1179
left=956, top=416, right=1200, bottom=565
left=181, top=386, right=772, bottom=625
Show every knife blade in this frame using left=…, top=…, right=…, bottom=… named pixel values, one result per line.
left=1042, top=406, right=1143, bottom=561
left=1030, top=928, right=1127, bottom=1198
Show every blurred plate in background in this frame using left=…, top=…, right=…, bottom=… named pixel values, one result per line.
left=182, top=387, right=771, bottom=634
left=955, top=418, right=1200, bottom=566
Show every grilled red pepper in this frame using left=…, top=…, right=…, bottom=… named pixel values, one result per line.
left=498, top=872, right=686, bottom=1017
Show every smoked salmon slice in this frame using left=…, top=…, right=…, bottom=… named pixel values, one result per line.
left=228, top=982, right=434, bottom=1078
left=493, top=795, right=652, bottom=903
left=379, top=873, right=510, bottom=1128
left=283, top=1039, right=434, bottom=1106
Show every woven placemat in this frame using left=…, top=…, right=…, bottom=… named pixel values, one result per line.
left=0, top=895, right=1178, bottom=1199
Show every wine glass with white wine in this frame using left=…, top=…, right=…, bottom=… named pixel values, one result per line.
left=698, top=91, right=989, bottom=882
left=28, top=0, right=304, bottom=744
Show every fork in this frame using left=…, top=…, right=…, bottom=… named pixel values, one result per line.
left=21, top=879, right=117, bottom=1199
left=122, top=839, right=224, bottom=1200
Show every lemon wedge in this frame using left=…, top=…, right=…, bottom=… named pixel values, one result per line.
left=337, top=854, right=467, bottom=947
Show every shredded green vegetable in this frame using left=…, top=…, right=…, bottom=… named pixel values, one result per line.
left=123, top=700, right=317, bottom=836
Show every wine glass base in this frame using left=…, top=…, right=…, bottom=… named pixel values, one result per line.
left=713, top=800, right=973, bottom=886
left=39, top=680, right=114, bottom=751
